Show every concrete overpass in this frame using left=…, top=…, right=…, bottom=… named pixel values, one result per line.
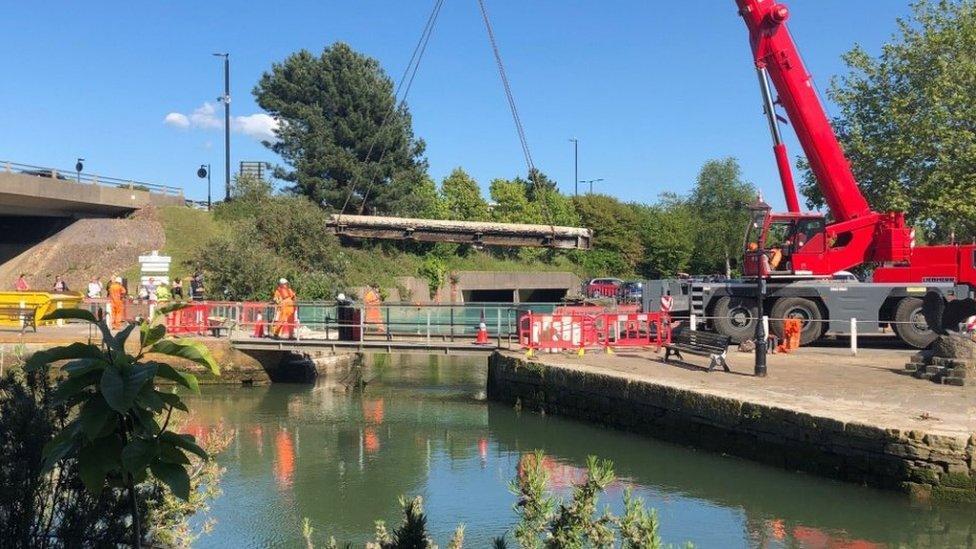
left=0, top=162, right=183, bottom=218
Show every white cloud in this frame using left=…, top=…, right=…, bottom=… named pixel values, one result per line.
left=233, top=113, right=279, bottom=140
left=163, top=112, right=190, bottom=129
left=189, top=102, right=223, bottom=129
left=164, top=102, right=279, bottom=141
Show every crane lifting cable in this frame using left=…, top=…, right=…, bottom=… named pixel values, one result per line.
left=337, top=0, right=446, bottom=220
left=475, top=0, right=557, bottom=236
left=328, top=0, right=591, bottom=250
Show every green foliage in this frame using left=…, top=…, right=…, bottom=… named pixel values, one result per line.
left=634, top=199, right=696, bottom=278
left=8, top=307, right=220, bottom=546
left=418, top=256, right=447, bottom=299
left=687, top=158, right=754, bottom=275
left=0, top=368, right=138, bottom=546
left=254, top=42, right=427, bottom=214
left=491, top=178, right=538, bottom=224
left=232, top=172, right=274, bottom=202
left=571, top=194, right=643, bottom=277
left=799, top=0, right=976, bottom=240
left=197, top=194, right=347, bottom=300
left=442, top=168, right=490, bottom=221
left=504, top=452, right=683, bottom=549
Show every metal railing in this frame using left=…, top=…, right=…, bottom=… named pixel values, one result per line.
left=1, top=160, right=184, bottom=197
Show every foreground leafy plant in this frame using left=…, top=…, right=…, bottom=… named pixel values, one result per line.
left=26, top=305, right=220, bottom=547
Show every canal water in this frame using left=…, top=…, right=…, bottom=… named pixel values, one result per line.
left=185, top=355, right=976, bottom=548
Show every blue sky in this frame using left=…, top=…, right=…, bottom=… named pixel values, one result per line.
left=1, top=1, right=911, bottom=209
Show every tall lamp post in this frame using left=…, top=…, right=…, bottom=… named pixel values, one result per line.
left=197, top=164, right=211, bottom=211
left=754, top=270, right=768, bottom=377
left=75, top=158, right=84, bottom=183
left=213, top=53, right=231, bottom=201
left=580, top=178, right=605, bottom=194
left=569, top=138, right=579, bottom=196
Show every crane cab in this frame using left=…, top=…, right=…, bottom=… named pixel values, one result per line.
left=743, top=201, right=828, bottom=278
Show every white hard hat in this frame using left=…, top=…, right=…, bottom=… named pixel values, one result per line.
left=337, top=293, right=346, bottom=301
left=115, top=277, right=123, bottom=283
left=279, top=278, right=288, bottom=284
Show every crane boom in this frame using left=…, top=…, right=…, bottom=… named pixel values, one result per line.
left=735, top=0, right=871, bottom=222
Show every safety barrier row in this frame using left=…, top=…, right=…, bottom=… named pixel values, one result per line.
left=518, top=311, right=671, bottom=355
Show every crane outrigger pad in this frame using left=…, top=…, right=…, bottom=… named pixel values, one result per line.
left=327, top=214, right=592, bottom=250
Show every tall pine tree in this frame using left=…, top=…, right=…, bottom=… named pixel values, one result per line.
left=254, top=42, right=428, bottom=214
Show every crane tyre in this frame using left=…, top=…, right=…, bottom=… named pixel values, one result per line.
left=712, top=296, right=759, bottom=343
left=893, top=297, right=937, bottom=349
left=770, top=297, right=824, bottom=346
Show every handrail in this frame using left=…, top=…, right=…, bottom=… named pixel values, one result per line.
left=1, top=160, right=184, bottom=197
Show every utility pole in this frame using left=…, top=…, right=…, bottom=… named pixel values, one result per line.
left=569, top=138, right=579, bottom=196
left=213, top=53, right=230, bottom=201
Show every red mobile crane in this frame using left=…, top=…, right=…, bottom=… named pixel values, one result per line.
left=647, top=1, right=976, bottom=348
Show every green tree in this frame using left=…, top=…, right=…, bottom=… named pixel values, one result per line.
left=491, top=178, right=539, bottom=224
left=442, top=168, right=490, bottom=221
left=799, top=0, right=976, bottom=240
left=635, top=198, right=696, bottom=278
left=571, top=194, right=643, bottom=276
left=687, top=159, right=755, bottom=275
left=254, top=42, right=428, bottom=214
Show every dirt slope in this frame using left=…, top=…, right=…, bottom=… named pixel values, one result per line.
left=0, top=209, right=165, bottom=292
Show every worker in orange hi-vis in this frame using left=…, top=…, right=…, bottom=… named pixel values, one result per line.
left=777, top=318, right=802, bottom=353
left=362, top=284, right=385, bottom=333
left=272, top=278, right=297, bottom=339
left=107, top=276, right=127, bottom=330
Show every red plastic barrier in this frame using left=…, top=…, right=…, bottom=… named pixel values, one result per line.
left=601, top=312, right=671, bottom=349
left=165, top=303, right=210, bottom=335
left=519, top=311, right=671, bottom=354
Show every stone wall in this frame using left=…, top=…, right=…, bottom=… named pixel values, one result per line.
left=487, top=353, right=976, bottom=502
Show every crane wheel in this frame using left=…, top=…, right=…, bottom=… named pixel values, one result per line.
left=712, top=296, right=759, bottom=343
left=893, top=297, right=937, bottom=349
left=770, top=297, right=824, bottom=346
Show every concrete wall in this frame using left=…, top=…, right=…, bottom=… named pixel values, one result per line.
left=0, top=171, right=183, bottom=218
left=488, top=353, right=976, bottom=502
left=376, top=271, right=582, bottom=304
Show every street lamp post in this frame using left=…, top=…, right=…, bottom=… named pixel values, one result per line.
left=754, top=254, right=768, bottom=377
left=197, top=164, right=212, bottom=211
left=569, top=138, right=579, bottom=196
left=75, top=158, right=84, bottom=183
left=213, top=53, right=231, bottom=202
left=580, top=178, right=605, bottom=194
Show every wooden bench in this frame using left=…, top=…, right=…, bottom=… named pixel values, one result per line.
left=663, top=328, right=732, bottom=372
left=0, top=307, right=38, bottom=334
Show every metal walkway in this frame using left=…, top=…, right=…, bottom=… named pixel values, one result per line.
left=230, top=335, right=508, bottom=356
left=327, top=214, right=592, bottom=249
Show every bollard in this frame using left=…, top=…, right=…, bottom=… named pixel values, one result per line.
left=762, top=316, right=770, bottom=340
left=19, top=300, right=26, bottom=330
left=850, top=318, right=858, bottom=356
left=690, top=313, right=697, bottom=331
left=56, top=301, right=64, bottom=327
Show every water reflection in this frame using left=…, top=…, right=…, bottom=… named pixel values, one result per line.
left=185, top=355, right=976, bottom=548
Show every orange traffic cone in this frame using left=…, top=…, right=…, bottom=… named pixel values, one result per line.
left=253, top=313, right=266, bottom=338
left=475, top=321, right=489, bottom=345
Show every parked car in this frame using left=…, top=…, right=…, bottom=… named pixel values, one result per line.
left=21, top=169, right=69, bottom=180
left=618, top=281, right=644, bottom=302
left=584, top=277, right=624, bottom=298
